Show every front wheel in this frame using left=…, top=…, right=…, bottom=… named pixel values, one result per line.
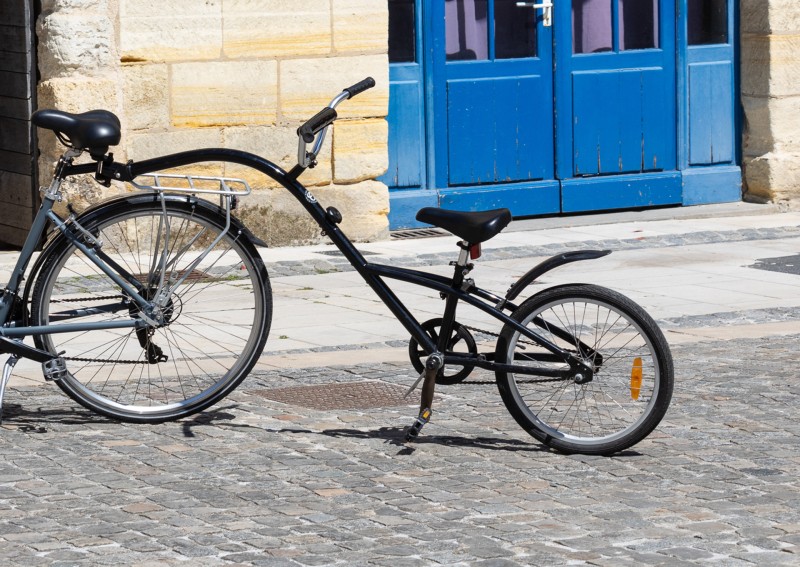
left=31, top=196, right=272, bottom=423
left=494, top=284, right=673, bottom=455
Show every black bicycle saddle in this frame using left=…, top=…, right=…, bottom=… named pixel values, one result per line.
left=416, top=207, right=512, bottom=244
left=32, top=109, right=121, bottom=159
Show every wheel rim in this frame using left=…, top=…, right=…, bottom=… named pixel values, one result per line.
left=505, top=296, right=661, bottom=446
left=34, top=207, right=265, bottom=417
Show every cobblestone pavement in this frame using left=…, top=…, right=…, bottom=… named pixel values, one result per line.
left=1, top=334, right=799, bottom=566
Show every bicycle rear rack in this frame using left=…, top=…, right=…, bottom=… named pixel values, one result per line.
left=128, top=173, right=253, bottom=308
left=130, top=173, right=251, bottom=211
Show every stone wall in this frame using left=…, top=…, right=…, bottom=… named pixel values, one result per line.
left=36, top=0, right=390, bottom=245
left=741, top=0, right=800, bottom=205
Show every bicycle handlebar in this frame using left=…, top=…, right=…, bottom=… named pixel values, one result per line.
left=344, top=77, right=376, bottom=99
left=298, top=107, right=338, bottom=143
left=295, top=77, right=375, bottom=169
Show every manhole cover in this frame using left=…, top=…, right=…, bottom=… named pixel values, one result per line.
left=749, top=254, right=800, bottom=275
left=251, top=381, right=414, bottom=410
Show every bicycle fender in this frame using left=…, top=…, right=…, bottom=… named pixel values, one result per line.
left=504, top=250, right=611, bottom=303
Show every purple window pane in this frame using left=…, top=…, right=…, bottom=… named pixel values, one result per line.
left=573, top=0, right=613, bottom=54
left=688, top=0, right=727, bottom=45
left=446, top=0, right=489, bottom=61
left=495, top=0, right=537, bottom=59
left=619, top=0, right=659, bottom=51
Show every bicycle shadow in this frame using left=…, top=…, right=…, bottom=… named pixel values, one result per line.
left=0, top=403, right=101, bottom=433
left=182, top=412, right=642, bottom=458
left=275, top=425, right=552, bottom=456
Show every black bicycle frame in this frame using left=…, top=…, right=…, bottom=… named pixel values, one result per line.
left=63, top=148, right=591, bottom=377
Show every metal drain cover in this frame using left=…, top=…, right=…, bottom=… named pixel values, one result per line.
left=251, top=381, right=414, bottom=410
left=390, top=228, right=449, bottom=240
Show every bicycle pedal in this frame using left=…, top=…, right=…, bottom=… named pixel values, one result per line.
left=404, top=408, right=432, bottom=442
left=42, top=357, right=68, bottom=381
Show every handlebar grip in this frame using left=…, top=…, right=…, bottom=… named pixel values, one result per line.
left=344, top=77, right=376, bottom=99
left=297, top=107, right=338, bottom=143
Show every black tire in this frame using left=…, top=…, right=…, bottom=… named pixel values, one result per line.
left=495, top=284, right=673, bottom=455
left=31, top=196, right=272, bottom=423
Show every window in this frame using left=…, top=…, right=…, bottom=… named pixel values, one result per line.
left=688, top=0, right=727, bottom=45
left=573, top=0, right=612, bottom=54
left=389, top=0, right=416, bottom=63
left=619, top=0, right=658, bottom=50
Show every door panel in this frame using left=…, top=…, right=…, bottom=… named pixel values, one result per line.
left=447, top=75, right=548, bottom=185
left=688, top=61, right=734, bottom=165
left=385, top=80, right=425, bottom=187
left=572, top=68, right=670, bottom=176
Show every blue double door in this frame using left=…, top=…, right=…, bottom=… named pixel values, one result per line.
left=386, top=0, right=681, bottom=228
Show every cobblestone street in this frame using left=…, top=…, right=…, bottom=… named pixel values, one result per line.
left=1, top=333, right=799, bottom=565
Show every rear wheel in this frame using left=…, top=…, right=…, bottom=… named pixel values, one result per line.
left=31, top=197, right=272, bottom=423
left=495, top=284, right=673, bottom=455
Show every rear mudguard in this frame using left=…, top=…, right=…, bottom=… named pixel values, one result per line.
left=21, top=192, right=265, bottom=312
left=504, top=250, right=611, bottom=303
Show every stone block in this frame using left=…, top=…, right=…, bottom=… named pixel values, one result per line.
left=171, top=61, right=278, bottom=128
left=313, top=181, right=389, bottom=241
left=236, top=180, right=389, bottom=247
left=122, top=64, right=170, bottom=131
left=120, top=0, right=222, bottom=63
left=333, top=0, right=389, bottom=53
left=223, top=0, right=331, bottom=59
left=37, top=11, right=115, bottom=78
left=235, top=188, right=323, bottom=247
left=333, top=119, right=388, bottom=183
left=223, top=126, right=332, bottom=188
left=742, top=95, right=800, bottom=157
left=741, top=1, right=800, bottom=35
left=126, top=128, right=222, bottom=163
left=280, top=55, right=389, bottom=121
left=744, top=152, right=800, bottom=202
left=741, top=34, right=800, bottom=98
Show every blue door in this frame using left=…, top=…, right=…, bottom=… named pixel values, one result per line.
left=384, top=0, right=730, bottom=228
left=384, top=0, right=559, bottom=225
left=556, top=0, right=680, bottom=212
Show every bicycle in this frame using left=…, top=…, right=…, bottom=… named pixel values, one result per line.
left=0, top=78, right=673, bottom=455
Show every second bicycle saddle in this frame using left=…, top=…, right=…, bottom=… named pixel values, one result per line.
left=32, top=109, right=121, bottom=160
left=416, top=207, right=512, bottom=243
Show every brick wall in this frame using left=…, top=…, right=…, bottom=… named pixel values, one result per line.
left=37, top=0, right=390, bottom=245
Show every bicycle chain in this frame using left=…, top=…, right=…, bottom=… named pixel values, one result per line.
left=49, top=295, right=148, bottom=365
left=455, top=324, right=570, bottom=385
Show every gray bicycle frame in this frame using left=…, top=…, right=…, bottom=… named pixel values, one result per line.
left=0, top=151, right=152, bottom=339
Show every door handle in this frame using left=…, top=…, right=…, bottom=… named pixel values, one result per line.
left=516, top=1, right=553, bottom=27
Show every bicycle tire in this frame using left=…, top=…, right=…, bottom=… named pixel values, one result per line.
left=31, top=195, right=272, bottom=423
left=494, top=284, right=673, bottom=455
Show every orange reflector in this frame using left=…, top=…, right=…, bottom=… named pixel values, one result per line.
left=630, top=357, right=643, bottom=400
